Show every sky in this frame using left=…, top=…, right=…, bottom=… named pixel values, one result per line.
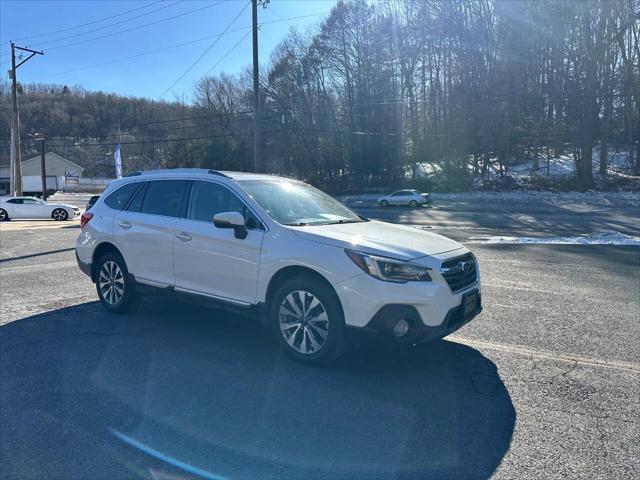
left=0, top=0, right=336, bottom=101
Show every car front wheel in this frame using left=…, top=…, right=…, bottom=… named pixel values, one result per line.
left=96, top=252, right=138, bottom=313
left=52, top=208, right=68, bottom=221
left=271, top=275, right=346, bottom=365
left=409, top=200, right=418, bottom=208
left=380, top=200, right=389, bottom=207
left=0, top=208, right=8, bottom=221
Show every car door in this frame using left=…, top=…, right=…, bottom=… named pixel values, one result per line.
left=390, top=191, right=408, bottom=206
left=18, top=198, right=44, bottom=218
left=115, top=180, right=188, bottom=287
left=173, top=180, right=265, bottom=305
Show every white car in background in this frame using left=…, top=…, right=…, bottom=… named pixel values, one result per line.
left=378, top=189, right=431, bottom=208
left=76, top=169, right=481, bottom=365
left=0, top=196, right=80, bottom=221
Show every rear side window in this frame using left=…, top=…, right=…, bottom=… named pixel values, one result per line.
left=140, top=180, right=187, bottom=218
left=104, top=182, right=140, bottom=210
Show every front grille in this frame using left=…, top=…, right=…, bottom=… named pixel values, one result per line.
left=441, top=253, right=477, bottom=292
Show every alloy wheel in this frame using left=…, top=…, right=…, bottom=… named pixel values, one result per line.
left=53, top=209, right=67, bottom=221
left=99, top=260, right=125, bottom=306
left=279, top=290, right=329, bottom=355
left=0, top=209, right=6, bottom=221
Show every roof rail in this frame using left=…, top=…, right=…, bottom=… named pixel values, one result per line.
left=122, top=168, right=232, bottom=179
left=208, top=169, right=231, bottom=178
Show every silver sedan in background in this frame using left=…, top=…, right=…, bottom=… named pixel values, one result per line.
left=377, top=189, right=431, bottom=208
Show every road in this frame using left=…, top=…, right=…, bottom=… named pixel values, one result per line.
left=0, top=195, right=638, bottom=479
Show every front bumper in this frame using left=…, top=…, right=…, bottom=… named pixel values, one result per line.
left=354, top=289, right=482, bottom=343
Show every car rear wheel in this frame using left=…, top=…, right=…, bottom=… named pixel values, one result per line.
left=409, top=200, right=418, bottom=208
left=270, top=275, right=346, bottom=365
left=52, top=208, right=68, bottom=221
left=96, top=252, right=138, bottom=313
left=380, top=200, right=389, bottom=207
left=0, top=208, right=8, bottom=221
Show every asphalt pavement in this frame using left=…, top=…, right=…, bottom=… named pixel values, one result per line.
left=0, top=195, right=638, bottom=479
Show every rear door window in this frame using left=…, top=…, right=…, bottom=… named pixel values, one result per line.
left=140, top=180, right=188, bottom=218
left=104, top=182, right=141, bottom=210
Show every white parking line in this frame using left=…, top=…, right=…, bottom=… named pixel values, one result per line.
left=450, top=336, right=640, bottom=373
left=0, top=261, right=76, bottom=273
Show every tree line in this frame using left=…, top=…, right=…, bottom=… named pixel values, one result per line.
left=1, top=0, right=638, bottom=191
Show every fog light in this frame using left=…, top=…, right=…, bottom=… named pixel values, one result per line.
left=393, top=318, right=410, bottom=338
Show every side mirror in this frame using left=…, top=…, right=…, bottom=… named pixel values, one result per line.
left=213, top=211, right=247, bottom=239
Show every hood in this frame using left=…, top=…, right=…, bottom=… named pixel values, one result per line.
left=290, top=220, right=464, bottom=260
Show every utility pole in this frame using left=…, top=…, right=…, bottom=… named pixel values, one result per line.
left=252, top=0, right=261, bottom=172
left=27, top=133, right=47, bottom=200
left=38, top=135, right=47, bottom=201
left=252, top=0, right=269, bottom=172
left=10, top=43, right=43, bottom=196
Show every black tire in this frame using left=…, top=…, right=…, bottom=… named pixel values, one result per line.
left=409, top=200, right=418, bottom=208
left=95, top=252, right=139, bottom=313
left=52, top=208, right=68, bottom=221
left=380, top=200, right=389, bottom=207
left=270, top=275, right=346, bottom=365
left=0, top=208, right=8, bottom=221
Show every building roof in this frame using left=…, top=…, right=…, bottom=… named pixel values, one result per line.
left=22, top=152, right=84, bottom=171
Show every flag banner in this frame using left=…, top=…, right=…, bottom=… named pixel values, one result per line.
left=114, top=144, right=122, bottom=179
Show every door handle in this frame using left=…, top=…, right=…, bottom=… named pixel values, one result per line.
left=118, top=221, right=132, bottom=230
left=176, top=232, right=192, bottom=242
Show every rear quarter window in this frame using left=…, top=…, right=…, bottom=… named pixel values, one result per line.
left=104, top=182, right=141, bottom=210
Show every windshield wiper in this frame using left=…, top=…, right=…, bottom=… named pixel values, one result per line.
left=283, top=221, right=310, bottom=226
left=318, top=219, right=366, bottom=225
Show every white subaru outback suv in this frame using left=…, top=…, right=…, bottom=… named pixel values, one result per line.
left=76, top=169, right=481, bottom=364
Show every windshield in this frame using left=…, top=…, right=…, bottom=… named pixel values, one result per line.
left=238, top=179, right=364, bottom=226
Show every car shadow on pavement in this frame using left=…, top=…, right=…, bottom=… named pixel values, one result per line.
left=0, top=299, right=515, bottom=480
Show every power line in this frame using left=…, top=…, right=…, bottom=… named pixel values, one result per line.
left=1, top=1, right=165, bottom=45
left=19, top=11, right=329, bottom=82
left=45, top=131, right=261, bottom=148
left=203, top=29, right=251, bottom=77
left=135, top=110, right=253, bottom=127
left=32, top=1, right=184, bottom=49
left=8, top=0, right=232, bottom=58
left=159, top=1, right=251, bottom=98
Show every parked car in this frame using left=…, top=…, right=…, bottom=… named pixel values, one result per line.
left=86, top=195, right=100, bottom=211
left=0, top=196, right=80, bottom=221
left=76, top=169, right=480, bottom=365
left=378, top=189, right=431, bottom=207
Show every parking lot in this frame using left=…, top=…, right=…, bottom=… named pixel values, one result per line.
left=1, top=194, right=638, bottom=479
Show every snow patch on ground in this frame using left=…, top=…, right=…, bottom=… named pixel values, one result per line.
left=467, top=231, right=640, bottom=246
left=431, top=190, right=640, bottom=206
left=339, top=191, right=640, bottom=206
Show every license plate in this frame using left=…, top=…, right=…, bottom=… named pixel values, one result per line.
left=463, top=292, right=478, bottom=318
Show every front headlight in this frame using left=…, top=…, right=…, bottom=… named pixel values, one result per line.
left=345, top=249, right=432, bottom=283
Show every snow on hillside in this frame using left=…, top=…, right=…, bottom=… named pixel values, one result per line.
left=501, top=149, right=634, bottom=179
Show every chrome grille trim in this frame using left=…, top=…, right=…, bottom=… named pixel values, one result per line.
left=440, top=253, right=478, bottom=292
